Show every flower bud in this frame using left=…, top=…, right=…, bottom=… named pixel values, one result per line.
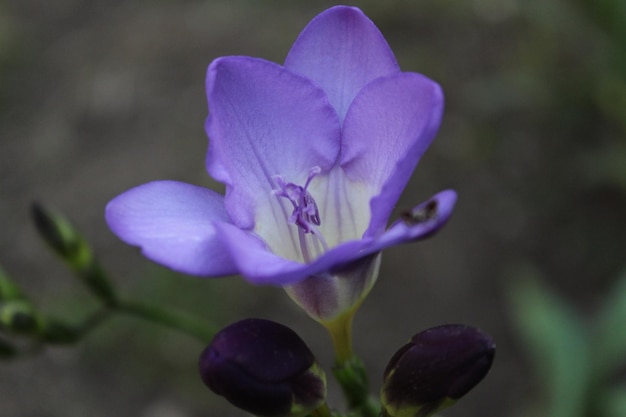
left=31, top=202, right=81, bottom=260
left=31, top=202, right=117, bottom=305
left=381, top=324, right=495, bottom=417
left=199, top=318, right=326, bottom=417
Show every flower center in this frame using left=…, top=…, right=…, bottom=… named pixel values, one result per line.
left=273, top=166, right=329, bottom=263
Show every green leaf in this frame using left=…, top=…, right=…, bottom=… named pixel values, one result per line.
left=508, top=265, right=590, bottom=417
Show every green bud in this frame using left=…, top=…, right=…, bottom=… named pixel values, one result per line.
left=31, top=202, right=82, bottom=260
left=31, top=202, right=117, bottom=305
left=0, top=300, right=43, bottom=335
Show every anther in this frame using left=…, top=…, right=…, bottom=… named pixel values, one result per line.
left=273, top=167, right=323, bottom=233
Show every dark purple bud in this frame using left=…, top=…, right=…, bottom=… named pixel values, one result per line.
left=381, top=324, right=495, bottom=417
left=199, top=318, right=326, bottom=417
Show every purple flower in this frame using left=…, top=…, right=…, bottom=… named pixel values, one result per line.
left=105, top=6, right=456, bottom=322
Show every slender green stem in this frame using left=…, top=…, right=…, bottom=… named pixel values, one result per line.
left=326, top=312, right=355, bottom=364
left=116, top=299, right=216, bottom=343
left=324, top=311, right=380, bottom=417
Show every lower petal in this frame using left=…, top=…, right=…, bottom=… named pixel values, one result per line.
left=218, top=190, right=457, bottom=315
left=105, top=180, right=238, bottom=277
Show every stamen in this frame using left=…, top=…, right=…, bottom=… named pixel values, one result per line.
left=273, top=166, right=329, bottom=261
left=304, top=166, right=322, bottom=189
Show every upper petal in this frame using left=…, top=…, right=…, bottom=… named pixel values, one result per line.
left=284, top=6, right=400, bottom=122
left=340, top=72, right=444, bottom=237
left=105, top=180, right=238, bottom=277
left=205, top=56, right=341, bottom=236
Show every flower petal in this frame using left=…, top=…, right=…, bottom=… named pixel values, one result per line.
left=217, top=190, right=456, bottom=286
left=284, top=6, right=400, bottom=121
left=205, top=56, right=341, bottom=235
left=341, top=73, right=444, bottom=237
left=105, top=180, right=237, bottom=276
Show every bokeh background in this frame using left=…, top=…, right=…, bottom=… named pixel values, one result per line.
left=1, top=0, right=625, bottom=416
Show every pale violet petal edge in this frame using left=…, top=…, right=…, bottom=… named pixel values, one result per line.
left=105, top=180, right=238, bottom=277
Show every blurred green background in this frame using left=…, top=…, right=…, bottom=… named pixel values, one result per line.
left=1, top=0, right=625, bottom=416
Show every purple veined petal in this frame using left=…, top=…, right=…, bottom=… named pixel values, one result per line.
left=284, top=5, right=400, bottom=122
left=205, top=56, right=341, bottom=237
left=215, top=190, right=456, bottom=286
left=340, top=72, right=445, bottom=238
left=105, top=180, right=238, bottom=277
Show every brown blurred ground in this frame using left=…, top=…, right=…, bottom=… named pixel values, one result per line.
left=1, top=0, right=625, bottom=416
